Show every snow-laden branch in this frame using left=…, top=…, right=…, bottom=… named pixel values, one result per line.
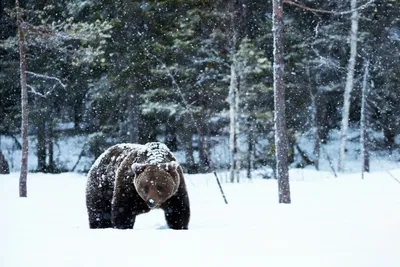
left=22, top=21, right=51, bottom=36
left=26, top=71, right=66, bottom=98
left=27, top=84, right=60, bottom=98
left=26, top=71, right=66, bottom=88
left=308, top=23, right=346, bottom=71
left=284, top=0, right=375, bottom=15
left=27, top=84, right=46, bottom=97
left=20, top=20, right=112, bottom=43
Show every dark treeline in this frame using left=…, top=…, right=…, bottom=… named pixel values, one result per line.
left=1, top=0, right=399, bottom=176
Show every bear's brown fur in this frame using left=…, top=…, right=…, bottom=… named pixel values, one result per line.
left=85, top=142, right=190, bottom=230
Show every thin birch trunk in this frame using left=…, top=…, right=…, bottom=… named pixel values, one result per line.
left=228, top=0, right=242, bottom=183
left=235, top=74, right=240, bottom=183
left=360, top=58, right=370, bottom=179
left=229, top=62, right=239, bottom=183
left=339, top=0, right=359, bottom=172
left=17, top=0, right=28, bottom=197
left=273, top=0, right=291, bottom=204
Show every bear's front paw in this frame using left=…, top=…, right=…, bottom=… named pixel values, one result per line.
left=111, top=208, right=136, bottom=229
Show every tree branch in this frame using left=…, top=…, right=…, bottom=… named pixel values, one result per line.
left=27, top=84, right=45, bottom=97
left=26, top=71, right=67, bottom=88
left=284, top=0, right=376, bottom=15
left=22, top=21, right=52, bottom=36
left=386, top=170, right=400, bottom=185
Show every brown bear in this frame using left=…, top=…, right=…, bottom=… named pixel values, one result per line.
left=85, top=142, right=190, bottom=230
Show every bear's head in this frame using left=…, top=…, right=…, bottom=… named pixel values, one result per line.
left=131, top=161, right=180, bottom=209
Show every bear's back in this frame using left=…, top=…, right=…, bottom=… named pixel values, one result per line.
left=87, top=142, right=176, bottom=189
left=87, top=143, right=143, bottom=190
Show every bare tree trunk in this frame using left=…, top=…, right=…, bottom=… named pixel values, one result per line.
left=128, top=95, right=139, bottom=143
left=165, top=117, right=178, bottom=151
left=273, top=0, right=291, bottom=204
left=360, top=58, right=370, bottom=179
left=119, top=95, right=139, bottom=144
left=17, top=0, right=28, bottom=197
left=383, top=123, right=395, bottom=151
left=339, top=0, right=359, bottom=172
left=229, top=62, right=239, bottom=183
left=73, top=101, right=81, bottom=132
left=37, top=118, right=46, bottom=172
left=183, top=135, right=195, bottom=173
left=198, top=113, right=211, bottom=173
left=48, top=121, right=56, bottom=172
left=180, top=114, right=195, bottom=173
left=306, top=66, right=320, bottom=170
left=246, top=116, right=254, bottom=180
left=0, top=151, right=10, bottom=174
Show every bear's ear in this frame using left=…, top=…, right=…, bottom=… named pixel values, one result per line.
left=160, top=161, right=179, bottom=172
left=131, top=163, right=147, bottom=175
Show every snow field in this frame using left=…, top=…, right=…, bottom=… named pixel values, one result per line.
left=1, top=169, right=400, bottom=267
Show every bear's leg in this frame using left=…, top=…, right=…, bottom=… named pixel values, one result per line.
left=86, top=175, right=115, bottom=229
left=86, top=188, right=113, bottom=229
left=88, top=208, right=113, bottom=229
left=111, top=206, right=136, bottom=229
left=163, top=195, right=190, bottom=230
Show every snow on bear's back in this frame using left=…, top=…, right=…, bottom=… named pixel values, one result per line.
left=88, top=143, right=144, bottom=175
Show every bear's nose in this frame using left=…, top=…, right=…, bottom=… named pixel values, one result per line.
left=147, top=199, right=156, bottom=208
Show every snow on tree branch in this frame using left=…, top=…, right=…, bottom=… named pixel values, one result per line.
left=26, top=85, right=45, bottom=97
left=26, top=71, right=66, bottom=98
left=309, top=23, right=346, bottom=71
left=26, top=71, right=66, bottom=88
left=284, top=0, right=376, bottom=15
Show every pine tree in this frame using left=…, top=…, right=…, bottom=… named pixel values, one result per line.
left=1, top=0, right=112, bottom=173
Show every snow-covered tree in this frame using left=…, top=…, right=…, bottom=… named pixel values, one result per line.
left=1, top=0, right=112, bottom=175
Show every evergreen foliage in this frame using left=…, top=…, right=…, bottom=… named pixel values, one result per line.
left=1, top=0, right=399, bottom=175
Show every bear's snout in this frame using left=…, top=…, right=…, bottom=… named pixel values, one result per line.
left=147, top=198, right=156, bottom=209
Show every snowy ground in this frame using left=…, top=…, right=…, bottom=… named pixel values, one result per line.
left=1, top=168, right=400, bottom=267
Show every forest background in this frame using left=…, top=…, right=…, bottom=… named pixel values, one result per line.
left=1, top=0, right=399, bottom=180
